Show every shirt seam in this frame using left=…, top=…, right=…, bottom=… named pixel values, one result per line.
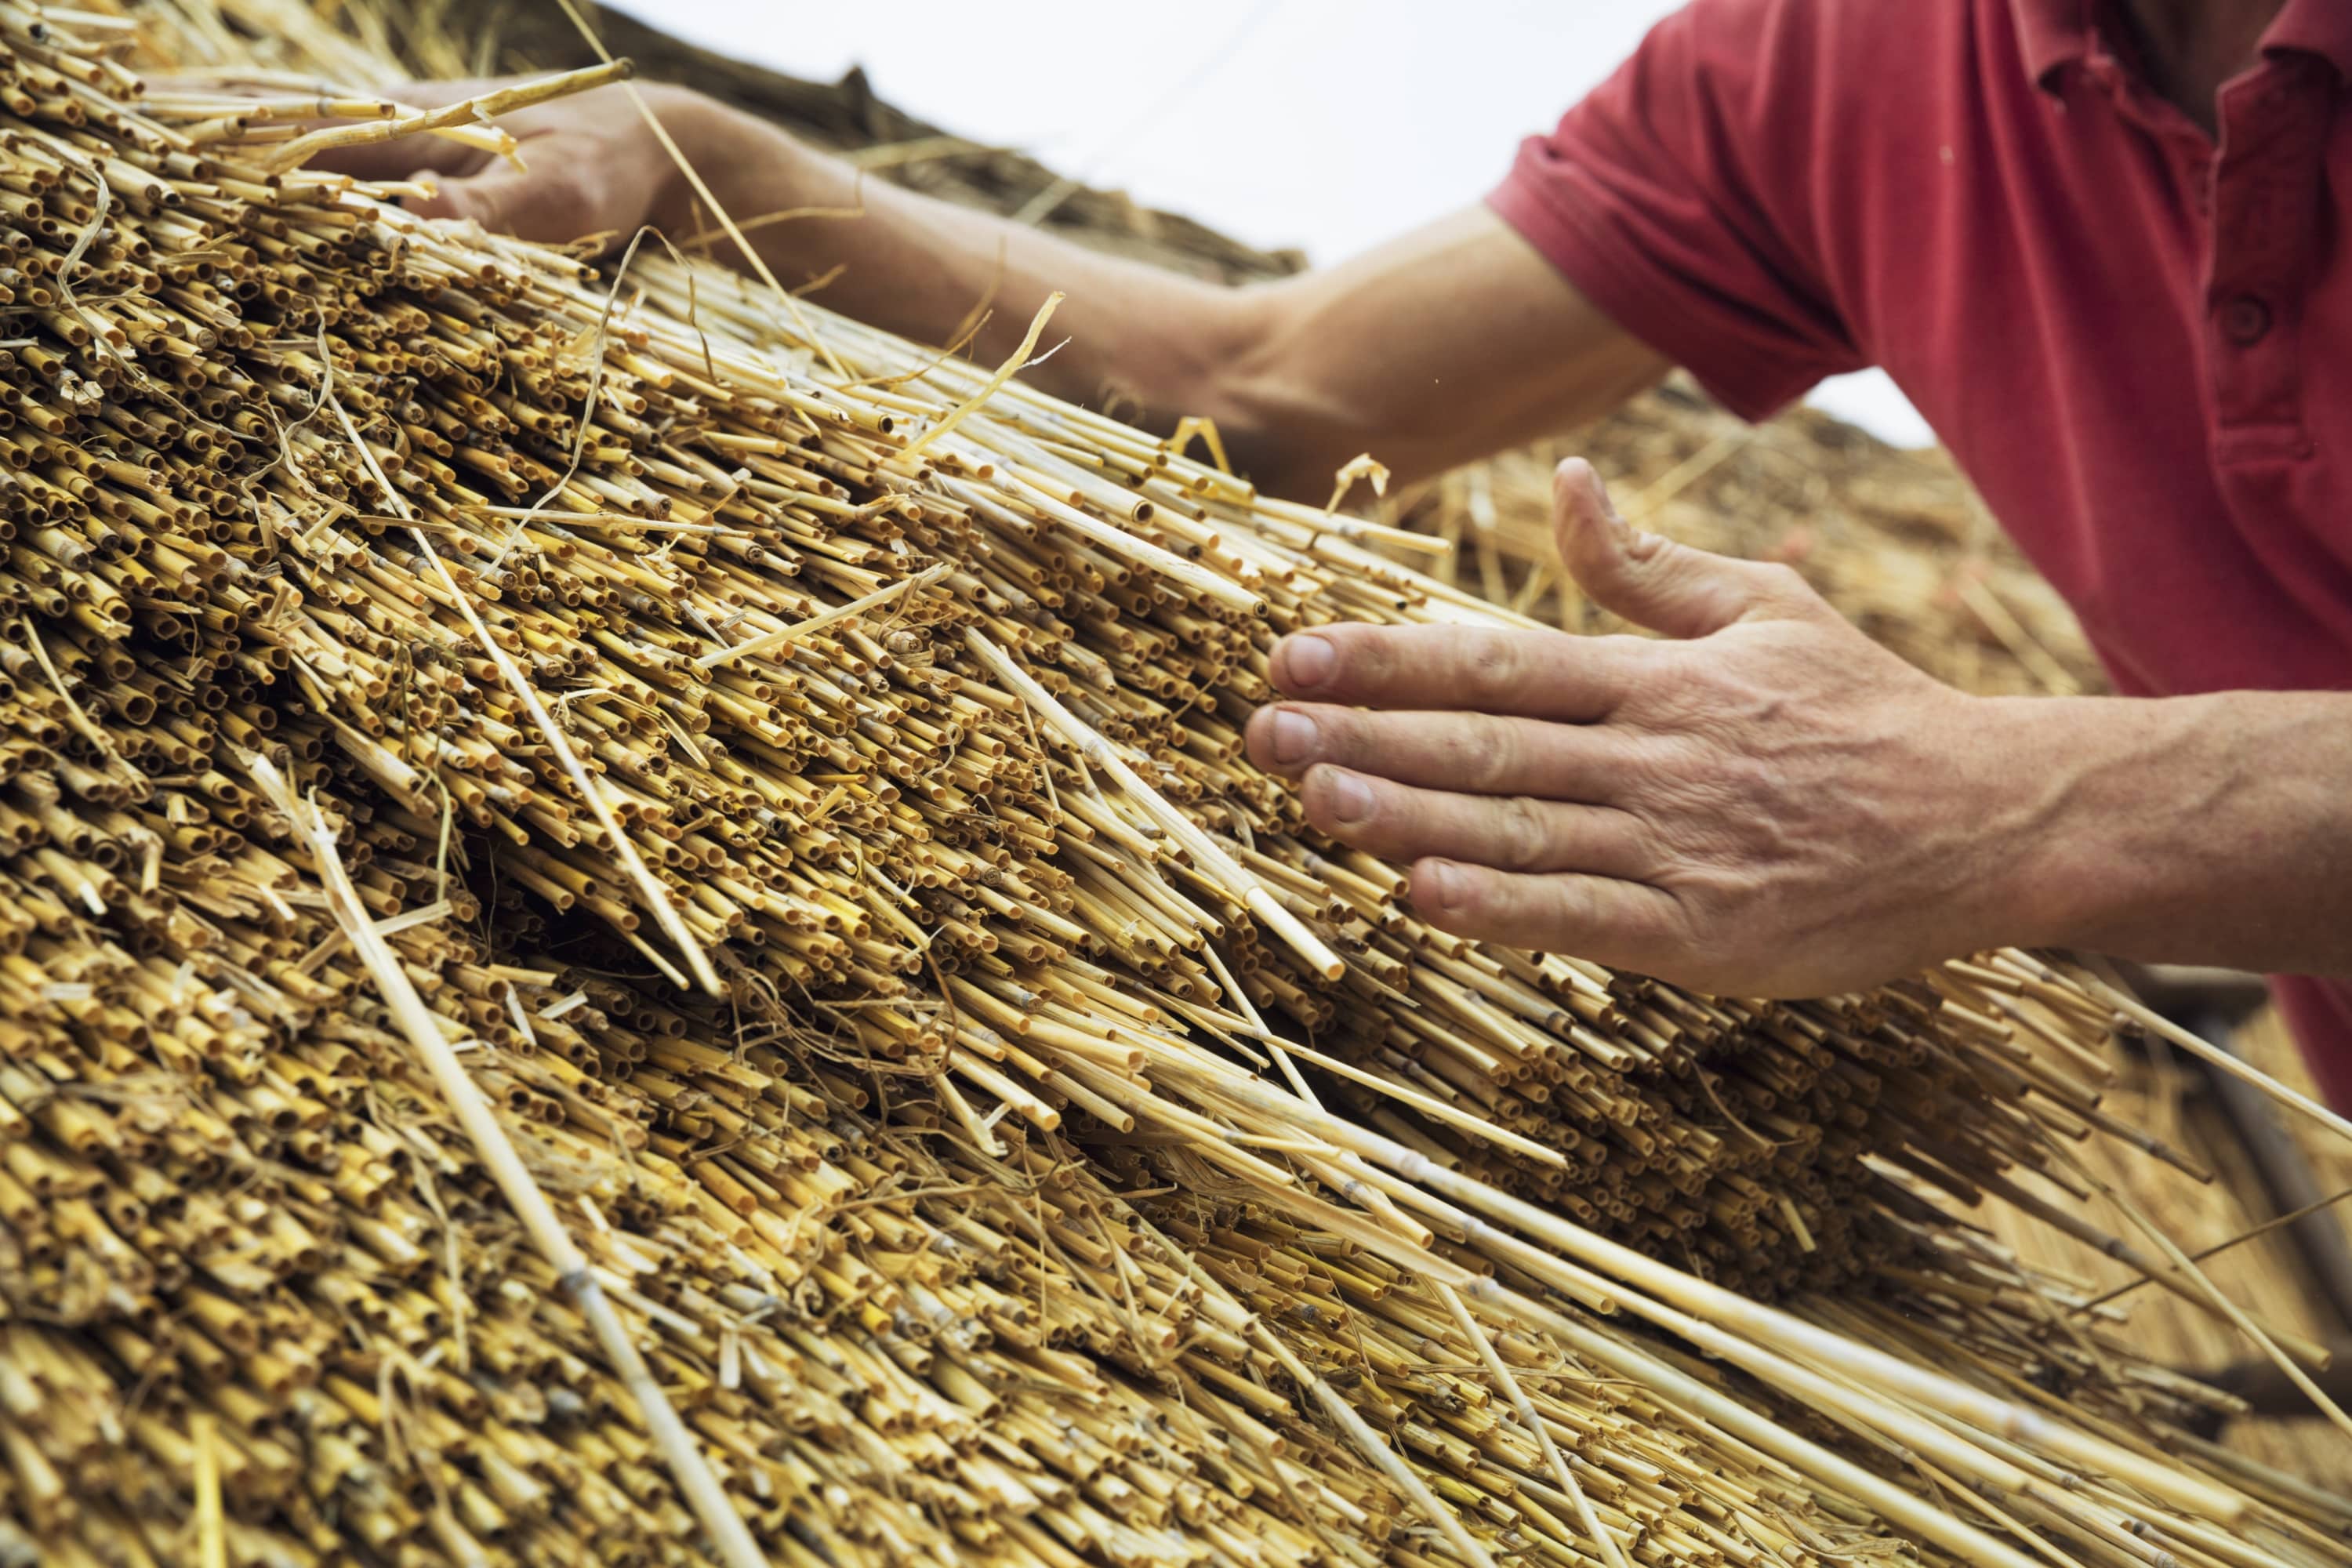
left=1487, top=175, right=1840, bottom=425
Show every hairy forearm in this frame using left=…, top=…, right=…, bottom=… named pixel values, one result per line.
left=1209, top=214, right=1668, bottom=495
left=674, top=101, right=1664, bottom=498
left=1994, top=690, right=2352, bottom=976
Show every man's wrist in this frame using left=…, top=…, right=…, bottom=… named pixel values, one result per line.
left=1970, top=691, right=2236, bottom=961
left=643, top=88, right=761, bottom=238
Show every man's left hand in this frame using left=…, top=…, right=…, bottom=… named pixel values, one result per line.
left=1246, top=459, right=2045, bottom=996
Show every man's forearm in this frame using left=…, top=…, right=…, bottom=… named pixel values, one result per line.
left=677, top=102, right=1250, bottom=440
left=1994, top=690, right=2352, bottom=976
left=675, top=100, right=1666, bottom=498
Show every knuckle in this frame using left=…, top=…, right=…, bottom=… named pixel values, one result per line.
left=1312, top=707, right=1370, bottom=768
left=1623, top=535, right=1689, bottom=583
left=477, top=186, right=528, bottom=234
left=1460, top=633, right=1530, bottom=707
left=1334, top=623, right=1391, bottom=678
left=546, top=166, right=596, bottom=220
left=1495, top=796, right=1551, bottom=873
left=1457, top=713, right=1522, bottom=792
left=1295, top=626, right=1376, bottom=697
left=1751, top=560, right=1813, bottom=604
left=1598, top=631, right=1661, bottom=676
left=1299, top=766, right=1343, bottom=827
left=1538, top=876, right=1599, bottom=942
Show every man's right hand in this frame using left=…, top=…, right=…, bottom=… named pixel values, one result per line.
left=314, top=78, right=729, bottom=251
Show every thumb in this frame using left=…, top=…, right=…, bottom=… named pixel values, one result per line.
left=1552, top=456, right=1822, bottom=639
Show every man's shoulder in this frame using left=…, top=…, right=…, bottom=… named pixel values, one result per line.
left=1636, top=0, right=2031, bottom=151
left=1652, top=0, right=2018, bottom=92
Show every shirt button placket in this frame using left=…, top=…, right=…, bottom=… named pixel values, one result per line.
left=2204, top=61, right=2321, bottom=450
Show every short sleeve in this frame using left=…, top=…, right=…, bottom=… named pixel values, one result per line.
left=1487, top=0, right=1867, bottom=422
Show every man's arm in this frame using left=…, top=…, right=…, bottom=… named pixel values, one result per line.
left=1243, top=461, right=2352, bottom=993
left=327, top=83, right=1668, bottom=498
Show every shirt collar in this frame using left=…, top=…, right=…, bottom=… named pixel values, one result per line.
left=2013, top=0, right=2094, bottom=93
left=2013, top=0, right=2352, bottom=95
left=2265, top=0, right=2352, bottom=82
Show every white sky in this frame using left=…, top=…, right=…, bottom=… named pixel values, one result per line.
left=609, top=0, right=1935, bottom=448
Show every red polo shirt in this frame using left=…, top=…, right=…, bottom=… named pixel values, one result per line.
left=1490, top=0, right=2352, bottom=1106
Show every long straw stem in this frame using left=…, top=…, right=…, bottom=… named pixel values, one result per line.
left=324, top=396, right=720, bottom=995
left=264, top=60, right=634, bottom=169
left=1436, top=1284, right=1632, bottom=1568
left=696, top=564, right=950, bottom=670
left=2053, top=1142, right=2352, bottom=1441
left=1195, top=1058, right=2254, bottom=1523
left=2077, top=1185, right=2352, bottom=1312
left=2078, top=971, right=2352, bottom=1146
left=248, top=757, right=767, bottom=1568
left=965, top=627, right=1345, bottom=980
left=1497, top=1282, right=2053, bottom=1568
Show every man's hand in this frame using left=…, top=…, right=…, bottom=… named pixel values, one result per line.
left=314, top=79, right=722, bottom=248
left=1247, top=459, right=2039, bottom=996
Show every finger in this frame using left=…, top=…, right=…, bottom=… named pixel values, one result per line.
left=1410, top=858, right=1685, bottom=967
left=1247, top=703, right=1632, bottom=797
left=1298, top=766, right=1653, bottom=878
left=1267, top=622, right=1646, bottom=718
left=301, top=133, right=484, bottom=181
left=1552, top=456, right=1827, bottom=638
left=411, top=166, right=588, bottom=243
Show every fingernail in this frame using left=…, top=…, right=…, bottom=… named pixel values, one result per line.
left=1425, top=861, right=1464, bottom=909
left=1326, top=770, right=1370, bottom=824
left=1282, top=633, right=1335, bottom=690
left=1270, top=708, right=1318, bottom=765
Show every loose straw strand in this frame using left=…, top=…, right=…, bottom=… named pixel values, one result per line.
left=2075, top=969, right=2352, bottom=1146
left=1437, top=1283, right=1633, bottom=1568
left=246, top=757, right=768, bottom=1568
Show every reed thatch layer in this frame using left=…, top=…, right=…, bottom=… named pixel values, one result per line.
left=0, top=8, right=2339, bottom=1568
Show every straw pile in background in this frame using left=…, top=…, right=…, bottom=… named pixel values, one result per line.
left=0, top=5, right=2336, bottom=1567
left=1976, top=1003, right=2352, bottom=1498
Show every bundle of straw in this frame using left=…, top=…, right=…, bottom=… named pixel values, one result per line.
left=0, top=9, right=2342, bottom=1568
